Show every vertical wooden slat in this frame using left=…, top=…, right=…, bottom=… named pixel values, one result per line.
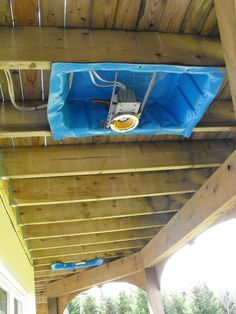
left=20, top=70, right=41, bottom=100
left=136, top=0, right=165, bottom=31
left=0, top=70, right=10, bottom=100
left=200, top=6, right=219, bottom=36
left=12, top=0, right=38, bottom=26
left=10, top=70, right=22, bottom=100
left=92, top=0, right=118, bottom=28
left=40, top=0, right=64, bottom=26
left=158, top=0, right=191, bottom=33
left=42, top=70, right=51, bottom=100
left=114, top=0, right=141, bottom=30
left=215, top=0, right=236, bottom=114
left=0, top=0, right=12, bottom=25
left=181, top=0, right=213, bottom=34
left=66, top=0, right=92, bottom=28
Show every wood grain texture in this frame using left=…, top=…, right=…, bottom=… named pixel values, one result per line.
left=28, top=228, right=159, bottom=250
left=12, top=0, right=38, bottom=26
left=0, top=0, right=12, bottom=25
left=20, top=70, right=42, bottom=100
left=40, top=0, right=64, bottom=26
left=0, top=27, right=224, bottom=69
left=66, top=0, right=91, bottom=28
left=23, top=214, right=173, bottom=239
left=114, top=0, right=141, bottom=30
left=142, top=149, right=236, bottom=267
left=10, top=169, right=213, bottom=206
left=215, top=0, right=236, bottom=115
left=17, top=194, right=190, bottom=225
left=201, top=5, right=219, bottom=36
left=92, top=0, right=118, bottom=28
left=137, top=0, right=165, bottom=30
left=1, top=140, right=233, bottom=179
left=181, top=0, right=213, bottom=34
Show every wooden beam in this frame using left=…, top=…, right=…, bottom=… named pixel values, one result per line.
left=34, top=249, right=140, bottom=267
left=10, top=169, right=213, bottom=207
left=47, top=253, right=143, bottom=298
left=0, top=27, right=224, bottom=69
left=1, top=140, right=234, bottom=179
left=215, top=0, right=236, bottom=113
left=17, top=194, right=190, bottom=226
left=23, top=214, right=173, bottom=240
left=31, top=239, right=148, bottom=260
left=142, top=149, right=236, bottom=267
left=0, top=100, right=235, bottom=138
left=28, top=228, right=159, bottom=251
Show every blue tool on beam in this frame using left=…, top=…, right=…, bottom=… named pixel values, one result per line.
left=51, top=259, right=104, bottom=271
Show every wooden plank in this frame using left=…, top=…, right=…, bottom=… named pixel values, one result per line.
left=32, top=239, right=147, bottom=260
left=20, top=70, right=42, bottom=100
left=215, top=0, right=236, bottom=114
left=17, top=194, right=190, bottom=226
left=40, top=0, right=64, bottom=26
left=142, top=149, right=236, bottom=267
left=28, top=228, right=159, bottom=251
left=181, top=0, right=213, bottom=34
left=47, top=253, right=144, bottom=297
left=114, top=0, right=141, bottom=30
left=91, top=0, right=118, bottom=28
left=1, top=140, right=233, bottom=179
left=34, top=249, right=141, bottom=267
left=23, top=214, right=173, bottom=239
left=66, top=0, right=91, bottom=28
left=12, top=0, right=38, bottom=26
left=10, top=169, right=213, bottom=206
left=201, top=6, right=219, bottom=37
left=158, top=0, right=191, bottom=33
left=0, top=27, right=224, bottom=69
left=0, top=0, right=12, bottom=25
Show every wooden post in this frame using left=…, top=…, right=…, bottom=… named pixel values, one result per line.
left=215, top=0, right=236, bottom=114
left=144, top=267, right=165, bottom=314
left=36, top=303, right=48, bottom=314
left=48, top=298, right=58, bottom=314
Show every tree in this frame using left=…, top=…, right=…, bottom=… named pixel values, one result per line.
left=81, top=295, right=98, bottom=314
left=116, top=290, right=134, bottom=314
left=162, top=292, right=187, bottom=314
left=68, top=297, right=81, bottom=314
left=133, top=288, right=150, bottom=314
left=190, top=283, right=223, bottom=314
left=100, top=296, right=118, bottom=314
left=219, top=291, right=236, bottom=314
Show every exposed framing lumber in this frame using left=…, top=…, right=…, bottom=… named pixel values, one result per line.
left=23, top=214, right=173, bottom=240
left=28, top=228, right=160, bottom=251
left=47, top=149, right=236, bottom=298
left=10, top=169, right=213, bottom=207
left=0, top=27, right=224, bottom=70
left=0, top=100, right=235, bottom=138
left=48, top=253, right=143, bottom=298
left=142, top=149, right=236, bottom=267
left=215, top=0, right=236, bottom=114
left=1, top=140, right=234, bottom=179
left=17, top=194, right=190, bottom=226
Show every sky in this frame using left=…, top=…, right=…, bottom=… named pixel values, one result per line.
left=161, top=219, right=236, bottom=294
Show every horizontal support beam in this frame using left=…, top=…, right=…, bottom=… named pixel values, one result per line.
left=142, top=149, right=236, bottom=267
left=23, top=214, right=173, bottom=240
left=0, top=27, right=224, bottom=69
left=1, top=140, right=234, bottom=180
left=0, top=101, right=235, bottom=139
left=10, top=169, right=213, bottom=207
left=34, top=248, right=140, bottom=267
left=47, top=253, right=143, bottom=298
left=28, top=228, right=159, bottom=251
left=18, top=194, right=190, bottom=226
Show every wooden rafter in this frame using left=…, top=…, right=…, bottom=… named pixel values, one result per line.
left=0, top=27, right=224, bottom=70
left=47, top=149, right=236, bottom=298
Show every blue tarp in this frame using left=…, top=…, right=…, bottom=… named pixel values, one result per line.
left=48, top=63, right=225, bottom=140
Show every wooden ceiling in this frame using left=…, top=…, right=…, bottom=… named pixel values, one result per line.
left=0, top=0, right=236, bottom=308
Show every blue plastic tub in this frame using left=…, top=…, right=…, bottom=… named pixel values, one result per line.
left=48, top=63, right=225, bottom=140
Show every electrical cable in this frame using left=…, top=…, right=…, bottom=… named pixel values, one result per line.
left=89, top=70, right=125, bottom=89
left=3, top=69, right=47, bottom=112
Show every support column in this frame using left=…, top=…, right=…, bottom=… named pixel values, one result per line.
left=36, top=303, right=48, bottom=314
left=144, top=267, right=165, bottom=314
left=48, top=298, right=58, bottom=314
